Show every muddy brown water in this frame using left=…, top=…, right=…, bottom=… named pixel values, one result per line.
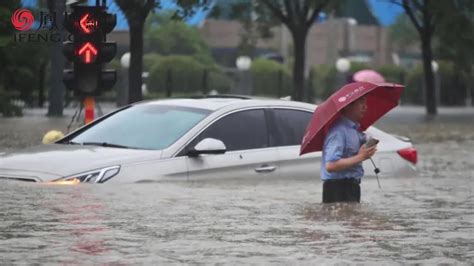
left=0, top=108, right=473, bottom=264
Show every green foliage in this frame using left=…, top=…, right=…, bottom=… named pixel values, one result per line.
left=207, top=71, right=232, bottom=94
left=309, top=62, right=471, bottom=106
left=143, top=53, right=163, bottom=71
left=0, top=89, right=22, bottom=117
left=377, top=65, right=405, bottom=83
left=435, top=0, right=474, bottom=74
left=349, top=62, right=369, bottom=73
left=144, top=12, right=215, bottom=67
left=250, top=59, right=292, bottom=97
left=147, top=55, right=231, bottom=95
left=145, top=17, right=207, bottom=55
left=210, top=0, right=333, bottom=101
left=437, top=61, right=471, bottom=106
left=310, top=62, right=370, bottom=100
left=403, top=64, right=424, bottom=104
left=397, top=62, right=468, bottom=105
left=1, top=1, right=50, bottom=110
left=115, top=0, right=211, bottom=103
left=209, top=0, right=279, bottom=56
left=389, top=14, right=418, bottom=51
left=310, top=64, right=337, bottom=100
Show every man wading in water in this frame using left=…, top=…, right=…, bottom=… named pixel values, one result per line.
left=320, top=96, right=377, bottom=203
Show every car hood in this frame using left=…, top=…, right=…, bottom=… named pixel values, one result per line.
left=0, top=144, right=161, bottom=181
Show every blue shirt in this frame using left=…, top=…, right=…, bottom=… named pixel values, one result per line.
left=321, top=116, right=367, bottom=181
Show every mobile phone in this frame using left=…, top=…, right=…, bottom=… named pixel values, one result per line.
left=365, top=137, right=379, bottom=148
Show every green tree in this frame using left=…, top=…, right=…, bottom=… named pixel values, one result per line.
left=0, top=0, right=21, bottom=91
left=211, top=0, right=332, bottom=101
left=114, top=0, right=210, bottom=104
left=390, top=0, right=474, bottom=107
left=435, top=0, right=474, bottom=105
left=0, top=0, right=50, bottom=115
left=389, top=14, right=418, bottom=52
left=395, top=0, right=445, bottom=115
left=147, top=55, right=230, bottom=95
left=144, top=12, right=214, bottom=66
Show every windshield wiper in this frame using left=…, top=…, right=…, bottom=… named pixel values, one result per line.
left=80, top=142, right=133, bottom=149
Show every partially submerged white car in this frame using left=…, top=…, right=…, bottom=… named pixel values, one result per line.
left=0, top=96, right=417, bottom=184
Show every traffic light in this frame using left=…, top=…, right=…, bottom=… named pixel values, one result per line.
left=63, top=4, right=117, bottom=96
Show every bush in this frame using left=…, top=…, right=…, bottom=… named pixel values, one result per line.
left=349, top=62, right=370, bottom=73
left=143, top=53, right=163, bottom=72
left=376, top=65, right=405, bottom=83
left=310, top=64, right=338, bottom=101
left=438, top=61, right=469, bottom=106
left=250, top=59, right=292, bottom=97
left=207, top=71, right=232, bottom=94
left=147, top=55, right=232, bottom=96
left=310, top=62, right=473, bottom=106
left=394, top=62, right=473, bottom=105
left=0, top=90, right=23, bottom=117
left=309, top=62, right=372, bottom=101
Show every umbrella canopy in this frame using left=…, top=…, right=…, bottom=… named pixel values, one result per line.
left=353, top=69, right=385, bottom=84
left=300, top=82, right=403, bottom=155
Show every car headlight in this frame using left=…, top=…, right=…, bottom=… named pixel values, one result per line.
left=53, top=166, right=120, bottom=184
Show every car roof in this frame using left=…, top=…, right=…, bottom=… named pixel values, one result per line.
left=137, top=95, right=316, bottom=112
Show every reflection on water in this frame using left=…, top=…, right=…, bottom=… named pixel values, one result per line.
left=1, top=116, right=473, bottom=263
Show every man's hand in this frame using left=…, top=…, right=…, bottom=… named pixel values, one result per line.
left=326, top=144, right=377, bottom=173
left=358, top=144, right=377, bottom=161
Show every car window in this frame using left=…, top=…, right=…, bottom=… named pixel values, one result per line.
left=69, top=105, right=211, bottom=150
left=187, top=109, right=268, bottom=152
left=271, top=109, right=312, bottom=146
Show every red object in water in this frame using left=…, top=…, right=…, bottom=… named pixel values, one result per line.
left=300, top=82, right=404, bottom=155
left=397, top=147, right=417, bottom=164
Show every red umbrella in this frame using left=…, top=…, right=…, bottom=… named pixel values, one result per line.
left=300, top=82, right=404, bottom=155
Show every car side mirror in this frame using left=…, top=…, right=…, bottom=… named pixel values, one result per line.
left=187, top=138, right=226, bottom=157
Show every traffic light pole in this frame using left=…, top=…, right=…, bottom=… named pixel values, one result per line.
left=84, top=96, right=95, bottom=124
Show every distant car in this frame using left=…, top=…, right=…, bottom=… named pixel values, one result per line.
left=0, top=96, right=417, bottom=184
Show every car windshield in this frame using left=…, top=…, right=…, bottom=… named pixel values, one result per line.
left=69, top=104, right=211, bottom=150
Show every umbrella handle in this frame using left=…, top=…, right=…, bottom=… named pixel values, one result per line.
left=370, top=158, right=382, bottom=189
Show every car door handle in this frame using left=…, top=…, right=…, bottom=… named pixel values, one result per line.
left=255, top=165, right=276, bottom=173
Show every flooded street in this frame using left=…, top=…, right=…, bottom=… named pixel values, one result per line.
left=0, top=106, right=473, bottom=264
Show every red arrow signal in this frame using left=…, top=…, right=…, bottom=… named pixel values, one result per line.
left=78, top=42, right=98, bottom=64
left=79, top=13, right=98, bottom=34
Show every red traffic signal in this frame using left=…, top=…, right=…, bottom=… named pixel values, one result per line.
left=79, top=13, right=99, bottom=34
left=63, top=5, right=117, bottom=96
left=77, top=42, right=98, bottom=64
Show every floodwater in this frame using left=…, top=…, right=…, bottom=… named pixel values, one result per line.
left=0, top=107, right=473, bottom=264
